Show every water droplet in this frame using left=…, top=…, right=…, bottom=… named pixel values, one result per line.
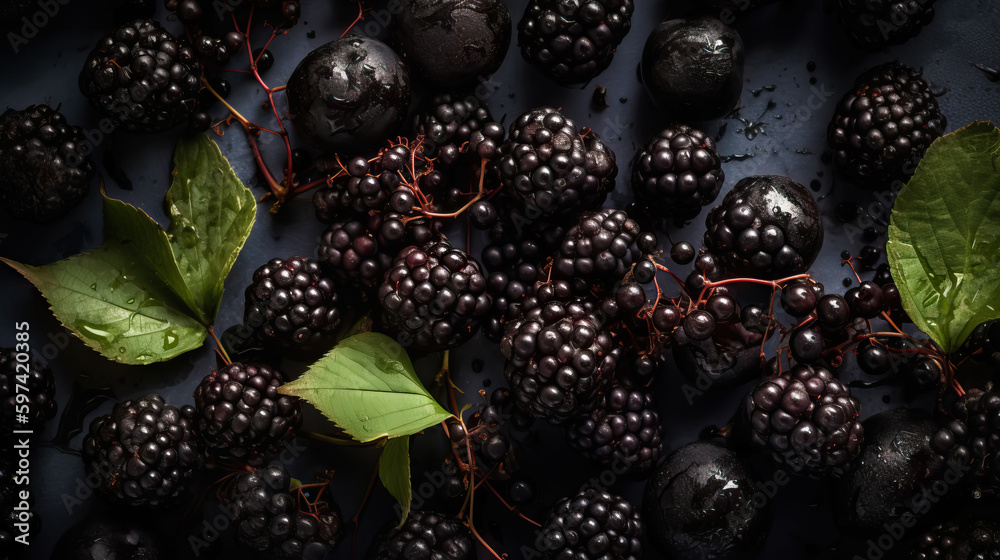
left=127, top=298, right=135, bottom=304
left=76, top=321, right=115, bottom=345
left=118, top=347, right=126, bottom=353
left=163, top=330, right=179, bottom=350
left=90, top=283, right=97, bottom=290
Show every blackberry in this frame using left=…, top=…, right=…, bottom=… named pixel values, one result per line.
left=391, top=0, right=511, bottom=89
left=911, top=517, right=1000, bottom=560
left=538, top=487, right=643, bottom=559
left=243, top=257, right=344, bottom=353
left=79, top=19, right=207, bottom=133
left=501, top=299, right=622, bottom=423
left=631, top=125, right=724, bottom=224
left=287, top=36, right=410, bottom=154
left=0, top=105, right=95, bottom=223
left=318, top=213, right=443, bottom=292
left=367, top=510, right=474, bottom=560
left=480, top=217, right=567, bottom=341
left=552, top=209, right=653, bottom=296
left=498, top=107, right=617, bottom=219
left=228, top=464, right=342, bottom=559
left=312, top=142, right=434, bottom=221
left=644, top=441, right=770, bottom=560
left=640, top=17, right=745, bottom=121
left=412, top=94, right=505, bottom=167
left=82, top=394, right=203, bottom=508
left=376, top=241, right=491, bottom=353
left=738, top=363, right=864, bottom=475
left=565, top=385, right=663, bottom=476
left=517, top=0, right=634, bottom=85
left=923, top=389, right=1000, bottom=495
left=838, top=0, right=937, bottom=51
left=704, top=175, right=824, bottom=279
left=192, top=362, right=302, bottom=466
left=828, top=62, right=946, bottom=190
left=0, top=348, right=56, bottom=439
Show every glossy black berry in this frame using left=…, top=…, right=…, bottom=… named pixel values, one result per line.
left=640, top=17, right=745, bottom=121
left=632, top=125, right=725, bottom=223
left=287, top=36, right=410, bottom=153
left=540, top=488, right=643, bottom=559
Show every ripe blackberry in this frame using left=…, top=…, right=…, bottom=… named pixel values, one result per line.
left=828, top=62, right=946, bottom=189
left=501, top=299, right=622, bottom=423
left=228, top=464, right=342, bottom=559
left=552, top=209, right=654, bottom=296
left=79, top=19, right=207, bottom=133
left=517, top=0, right=634, bottom=85
left=313, top=142, right=434, bottom=221
left=376, top=241, right=491, bottom=353
left=82, top=394, right=203, bottom=508
left=911, top=517, right=1000, bottom=560
left=0, top=105, right=95, bottom=223
left=838, top=0, right=937, bottom=51
left=243, top=257, right=344, bottom=353
left=565, top=385, right=663, bottom=476
left=498, top=107, right=617, bottom=219
left=631, top=125, right=724, bottom=224
left=538, top=487, right=643, bottom=559
left=391, top=0, right=511, bottom=89
left=480, top=217, right=567, bottom=341
left=738, top=363, right=864, bottom=475
left=0, top=349, right=56, bottom=439
left=192, top=362, right=302, bottom=466
left=704, top=175, right=824, bottom=279
left=923, top=389, right=1000, bottom=494
left=412, top=94, right=505, bottom=167
left=318, top=213, right=442, bottom=292
left=367, top=510, right=474, bottom=560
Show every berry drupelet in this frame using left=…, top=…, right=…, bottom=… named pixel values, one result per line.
left=80, top=19, right=207, bottom=133
left=828, top=61, right=945, bottom=190
left=192, top=362, right=302, bottom=466
left=82, top=394, right=203, bottom=508
left=0, top=105, right=95, bottom=223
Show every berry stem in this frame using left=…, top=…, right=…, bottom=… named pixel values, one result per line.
left=207, top=326, right=232, bottom=365
left=348, top=462, right=380, bottom=558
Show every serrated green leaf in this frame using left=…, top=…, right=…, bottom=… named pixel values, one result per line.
left=165, top=134, right=256, bottom=322
left=1, top=208, right=205, bottom=365
left=278, top=332, right=453, bottom=442
left=2, top=133, right=255, bottom=364
left=379, top=437, right=411, bottom=526
left=887, top=121, right=1000, bottom=353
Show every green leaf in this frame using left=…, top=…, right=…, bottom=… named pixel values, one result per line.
left=165, top=134, right=256, bottom=323
left=278, top=332, right=453, bottom=442
left=887, top=121, right=1000, bottom=353
left=379, top=437, right=412, bottom=526
left=2, top=133, right=256, bottom=364
left=1, top=197, right=205, bottom=364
